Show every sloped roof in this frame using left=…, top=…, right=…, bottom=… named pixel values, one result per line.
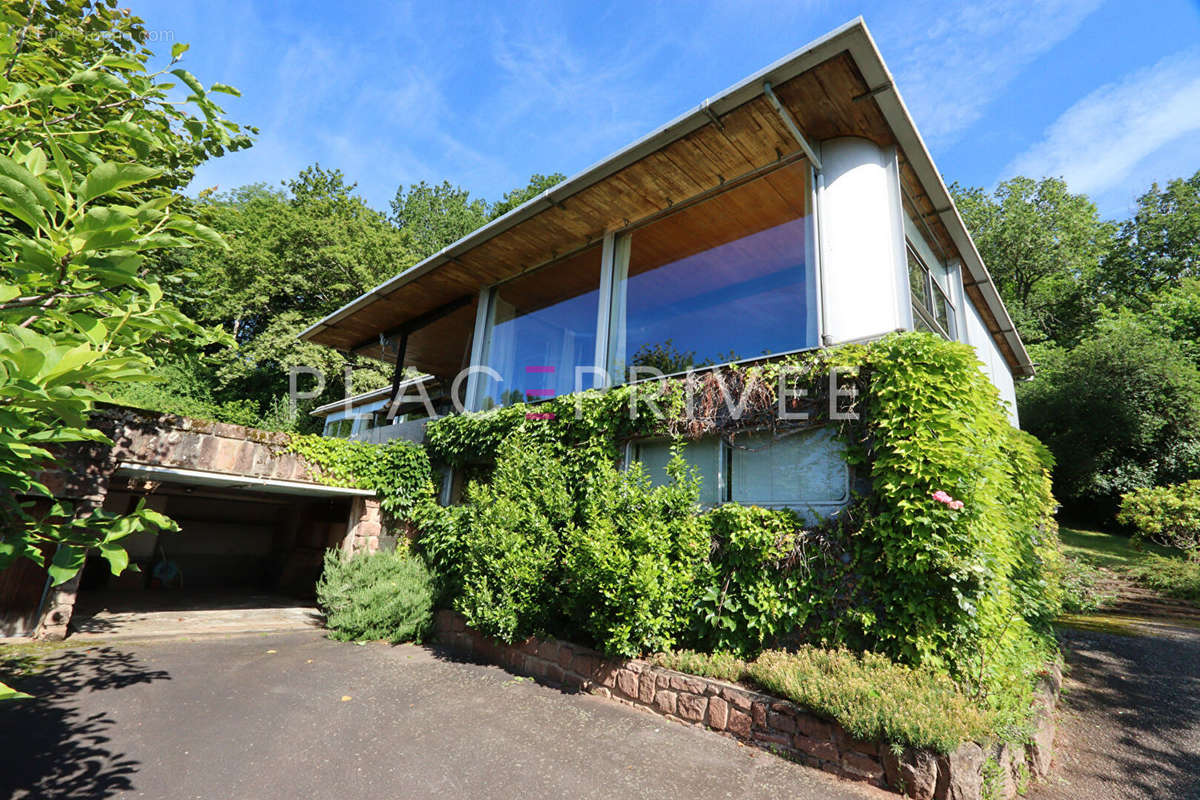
left=299, top=18, right=1032, bottom=378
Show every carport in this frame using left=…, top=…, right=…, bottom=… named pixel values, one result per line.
left=67, top=464, right=373, bottom=639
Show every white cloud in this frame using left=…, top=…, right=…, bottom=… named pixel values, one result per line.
left=880, top=0, right=1104, bottom=144
left=1004, top=47, right=1200, bottom=197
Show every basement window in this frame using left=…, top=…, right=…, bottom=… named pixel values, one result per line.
left=629, top=427, right=848, bottom=519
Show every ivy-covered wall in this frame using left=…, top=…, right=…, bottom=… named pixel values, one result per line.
left=296, top=333, right=1061, bottom=725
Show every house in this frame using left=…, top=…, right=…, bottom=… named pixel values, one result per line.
left=301, top=18, right=1031, bottom=515
left=311, top=374, right=446, bottom=444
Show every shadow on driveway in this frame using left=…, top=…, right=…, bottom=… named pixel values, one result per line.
left=0, top=646, right=170, bottom=799
left=1034, top=624, right=1200, bottom=799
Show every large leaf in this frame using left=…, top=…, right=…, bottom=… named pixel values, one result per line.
left=76, top=162, right=162, bottom=205
left=0, top=680, right=33, bottom=702
left=0, top=154, right=58, bottom=222
left=48, top=544, right=86, bottom=585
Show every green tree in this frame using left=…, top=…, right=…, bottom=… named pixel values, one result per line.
left=1018, top=316, right=1200, bottom=523
left=0, top=0, right=250, bottom=581
left=489, top=172, right=564, bottom=219
left=952, top=177, right=1114, bottom=346
left=390, top=179, right=488, bottom=261
left=1099, top=170, right=1200, bottom=305
left=133, top=165, right=413, bottom=430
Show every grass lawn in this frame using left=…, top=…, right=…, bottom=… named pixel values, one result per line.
left=1058, top=526, right=1175, bottom=569
left=1059, top=526, right=1200, bottom=605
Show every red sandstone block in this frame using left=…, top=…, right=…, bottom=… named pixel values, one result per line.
left=616, top=669, right=639, bottom=699
left=722, top=687, right=753, bottom=711
left=556, top=647, right=573, bottom=670
left=677, top=692, right=708, bottom=722
left=794, top=735, right=839, bottom=761
left=655, top=673, right=670, bottom=689
left=751, top=701, right=768, bottom=729
left=754, top=731, right=792, bottom=748
left=727, top=708, right=752, bottom=739
left=638, top=673, right=657, bottom=704
left=767, top=711, right=797, bottom=734
left=841, top=752, right=884, bottom=782
left=706, top=696, right=729, bottom=730
left=546, top=664, right=565, bottom=685
left=670, top=675, right=708, bottom=695
left=833, top=723, right=879, bottom=757
left=654, top=690, right=677, bottom=715
left=794, top=713, right=833, bottom=741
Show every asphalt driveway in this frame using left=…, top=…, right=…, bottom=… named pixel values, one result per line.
left=0, top=631, right=884, bottom=800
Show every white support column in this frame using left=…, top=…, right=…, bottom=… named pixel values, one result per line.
left=605, top=233, right=631, bottom=384
left=593, top=233, right=616, bottom=389
left=817, top=137, right=908, bottom=345
left=463, top=287, right=493, bottom=412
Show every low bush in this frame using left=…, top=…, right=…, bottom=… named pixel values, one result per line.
left=316, top=548, right=435, bottom=643
left=1058, top=557, right=1114, bottom=613
left=693, top=504, right=814, bottom=655
left=1118, top=480, right=1200, bottom=560
left=653, top=647, right=995, bottom=753
left=430, top=435, right=577, bottom=643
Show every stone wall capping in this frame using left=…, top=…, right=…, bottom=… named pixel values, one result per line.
left=431, top=610, right=1061, bottom=800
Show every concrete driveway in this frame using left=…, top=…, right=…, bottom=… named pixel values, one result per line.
left=0, top=631, right=885, bottom=800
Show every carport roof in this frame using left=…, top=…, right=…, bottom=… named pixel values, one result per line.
left=115, top=463, right=374, bottom=498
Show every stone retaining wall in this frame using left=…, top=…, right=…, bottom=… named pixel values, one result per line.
left=433, top=610, right=1061, bottom=800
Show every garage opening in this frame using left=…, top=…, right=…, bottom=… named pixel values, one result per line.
left=70, top=476, right=356, bottom=638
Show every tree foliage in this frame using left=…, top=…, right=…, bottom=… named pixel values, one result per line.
left=952, top=177, right=1113, bottom=347
left=1099, top=171, right=1200, bottom=305
left=0, top=0, right=250, bottom=580
left=1019, top=317, right=1200, bottom=522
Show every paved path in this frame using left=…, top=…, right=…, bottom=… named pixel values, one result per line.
left=0, top=631, right=885, bottom=800
left=1031, top=622, right=1200, bottom=800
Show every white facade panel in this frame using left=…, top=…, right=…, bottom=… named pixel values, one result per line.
left=963, top=297, right=1019, bottom=427
left=818, top=137, right=907, bottom=344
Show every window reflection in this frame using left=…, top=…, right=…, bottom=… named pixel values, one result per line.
left=611, top=159, right=817, bottom=378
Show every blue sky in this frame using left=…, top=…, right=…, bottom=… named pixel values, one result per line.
left=135, top=0, right=1200, bottom=220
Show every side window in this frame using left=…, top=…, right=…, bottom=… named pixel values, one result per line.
left=908, top=244, right=955, bottom=339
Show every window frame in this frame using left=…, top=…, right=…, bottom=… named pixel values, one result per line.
left=907, top=241, right=955, bottom=340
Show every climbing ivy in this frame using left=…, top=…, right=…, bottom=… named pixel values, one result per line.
left=285, top=435, right=436, bottom=520
left=423, top=333, right=1061, bottom=692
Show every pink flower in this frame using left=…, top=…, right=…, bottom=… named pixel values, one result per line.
left=931, top=491, right=966, bottom=511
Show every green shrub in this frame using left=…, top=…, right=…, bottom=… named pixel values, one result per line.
left=563, top=454, right=708, bottom=656
left=693, top=504, right=814, bottom=655
left=1058, top=557, right=1114, bottom=613
left=653, top=647, right=995, bottom=753
left=1118, top=480, right=1200, bottom=560
left=316, top=548, right=435, bottom=643
left=288, top=435, right=437, bottom=520
left=436, top=435, right=576, bottom=643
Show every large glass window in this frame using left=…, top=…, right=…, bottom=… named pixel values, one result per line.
left=609, top=159, right=818, bottom=378
left=474, top=246, right=602, bottom=409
